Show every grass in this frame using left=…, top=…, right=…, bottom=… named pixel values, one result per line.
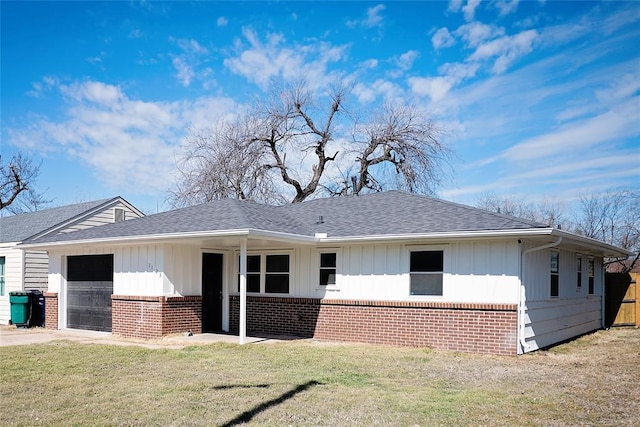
left=1, top=328, right=639, bottom=426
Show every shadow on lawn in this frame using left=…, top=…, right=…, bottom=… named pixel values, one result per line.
left=212, top=384, right=270, bottom=390
left=221, top=380, right=322, bottom=426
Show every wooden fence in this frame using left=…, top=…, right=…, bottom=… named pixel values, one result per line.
left=605, top=272, right=639, bottom=328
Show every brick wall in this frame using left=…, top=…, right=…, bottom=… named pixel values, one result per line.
left=230, top=296, right=518, bottom=355
left=111, top=295, right=201, bottom=339
left=43, top=292, right=58, bottom=330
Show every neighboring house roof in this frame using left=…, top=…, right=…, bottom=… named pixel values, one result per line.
left=18, top=191, right=633, bottom=258
left=0, top=197, right=141, bottom=243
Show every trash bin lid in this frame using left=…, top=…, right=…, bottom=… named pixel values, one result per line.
left=9, top=291, right=31, bottom=296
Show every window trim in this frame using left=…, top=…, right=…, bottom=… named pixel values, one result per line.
left=407, top=245, right=446, bottom=298
left=234, top=250, right=293, bottom=295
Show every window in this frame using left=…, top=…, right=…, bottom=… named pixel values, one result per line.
left=114, top=208, right=125, bottom=223
left=576, top=255, right=582, bottom=290
left=0, top=256, right=5, bottom=296
left=319, top=253, right=336, bottom=286
left=265, top=255, right=289, bottom=293
left=237, top=253, right=290, bottom=294
left=588, top=258, right=595, bottom=295
left=550, top=251, right=559, bottom=298
left=410, top=250, right=443, bottom=296
left=237, top=255, right=261, bottom=293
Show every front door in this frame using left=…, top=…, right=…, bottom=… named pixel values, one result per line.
left=202, top=253, right=223, bottom=332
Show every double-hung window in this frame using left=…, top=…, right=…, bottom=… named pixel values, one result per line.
left=550, top=251, right=559, bottom=298
left=576, top=255, right=583, bottom=291
left=237, top=253, right=290, bottom=294
left=265, top=255, right=289, bottom=293
left=410, top=250, right=444, bottom=296
left=319, top=253, right=337, bottom=286
left=588, top=258, right=595, bottom=295
left=0, top=257, right=5, bottom=296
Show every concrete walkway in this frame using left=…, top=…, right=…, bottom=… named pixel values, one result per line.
left=0, top=326, right=305, bottom=349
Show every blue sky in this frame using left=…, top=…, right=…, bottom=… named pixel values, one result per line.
left=2, top=0, right=639, bottom=214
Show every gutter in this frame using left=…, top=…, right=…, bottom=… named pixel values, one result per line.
left=519, top=236, right=563, bottom=353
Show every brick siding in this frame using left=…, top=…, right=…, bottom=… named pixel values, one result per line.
left=230, top=296, right=518, bottom=355
left=43, top=292, right=58, bottom=330
left=111, top=295, right=202, bottom=339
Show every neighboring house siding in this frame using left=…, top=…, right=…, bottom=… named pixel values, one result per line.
left=59, top=203, right=143, bottom=234
left=24, top=250, right=48, bottom=292
left=0, top=245, right=24, bottom=324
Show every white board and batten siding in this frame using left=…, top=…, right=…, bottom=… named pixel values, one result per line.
left=226, top=239, right=523, bottom=304
left=58, top=202, right=143, bottom=234
left=521, top=243, right=604, bottom=352
left=0, top=245, right=24, bottom=324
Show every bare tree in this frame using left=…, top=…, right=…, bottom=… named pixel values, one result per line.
left=574, top=188, right=639, bottom=271
left=0, top=152, right=48, bottom=214
left=474, top=192, right=566, bottom=226
left=170, top=82, right=451, bottom=206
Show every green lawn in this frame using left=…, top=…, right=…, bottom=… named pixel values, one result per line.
left=1, top=328, right=639, bottom=426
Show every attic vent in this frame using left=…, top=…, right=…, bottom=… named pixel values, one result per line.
left=114, top=208, right=125, bottom=223
left=317, top=215, right=324, bottom=224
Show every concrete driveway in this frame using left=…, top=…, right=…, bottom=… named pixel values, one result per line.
left=0, top=326, right=303, bottom=349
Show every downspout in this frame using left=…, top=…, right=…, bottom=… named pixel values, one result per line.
left=519, top=236, right=563, bottom=353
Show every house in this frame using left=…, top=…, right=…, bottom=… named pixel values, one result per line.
left=0, top=198, right=143, bottom=325
left=19, top=191, right=632, bottom=355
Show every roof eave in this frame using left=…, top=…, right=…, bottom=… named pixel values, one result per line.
left=18, top=228, right=318, bottom=250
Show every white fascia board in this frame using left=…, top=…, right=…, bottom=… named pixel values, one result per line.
left=18, top=228, right=317, bottom=250
left=19, top=229, right=254, bottom=250
left=246, top=229, right=318, bottom=245
left=317, top=228, right=557, bottom=244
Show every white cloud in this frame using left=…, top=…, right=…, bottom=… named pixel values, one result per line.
left=500, top=97, right=640, bottom=163
left=448, top=0, right=463, bottom=13
left=173, top=57, right=195, bottom=87
left=408, top=76, right=453, bottom=102
left=347, top=4, right=385, bottom=29
left=176, top=38, right=208, bottom=55
left=129, top=29, right=143, bottom=39
left=462, top=0, right=481, bottom=22
left=364, top=4, right=385, bottom=28
left=454, top=22, right=504, bottom=48
left=6, top=80, right=238, bottom=195
left=353, top=79, right=404, bottom=104
left=432, top=27, right=455, bottom=49
left=224, top=28, right=348, bottom=89
left=360, top=59, right=379, bottom=69
left=495, top=0, right=519, bottom=16
left=438, top=62, right=479, bottom=81
left=217, top=16, right=228, bottom=27
left=469, top=29, right=538, bottom=73
left=387, top=50, right=420, bottom=77
left=169, top=37, right=210, bottom=87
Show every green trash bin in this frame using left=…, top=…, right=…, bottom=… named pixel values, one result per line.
left=9, top=291, right=31, bottom=328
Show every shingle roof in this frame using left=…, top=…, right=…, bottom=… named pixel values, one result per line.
left=287, top=191, right=546, bottom=237
left=1, top=198, right=115, bottom=243
left=23, top=191, right=547, bottom=245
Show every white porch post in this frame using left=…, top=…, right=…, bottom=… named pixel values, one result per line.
left=239, top=238, right=247, bottom=345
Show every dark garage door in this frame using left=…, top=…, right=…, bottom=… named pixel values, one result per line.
left=67, top=255, right=113, bottom=332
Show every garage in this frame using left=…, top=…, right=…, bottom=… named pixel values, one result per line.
left=66, top=254, right=113, bottom=332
